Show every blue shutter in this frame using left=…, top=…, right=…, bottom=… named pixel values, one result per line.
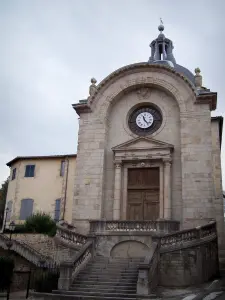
left=20, top=199, right=34, bottom=220
left=60, top=161, right=65, bottom=176
left=12, top=168, right=16, bottom=180
left=6, top=201, right=12, bottom=221
left=30, top=165, right=35, bottom=177
left=25, top=165, right=35, bottom=177
left=25, top=166, right=29, bottom=177
left=54, top=199, right=61, bottom=221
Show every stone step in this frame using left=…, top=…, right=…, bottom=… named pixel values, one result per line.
left=86, top=263, right=139, bottom=269
left=95, top=257, right=143, bottom=261
left=72, top=279, right=137, bottom=285
left=78, top=270, right=138, bottom=275
left=53, top=290, right=156, bottom=298
left=83, top=265, right=139, bottom=271
left=75, top=278, right=137, bottom=283
left=76, top=274, right=138, bottom=280
left=78, top=268, right=139, bottom=273
left=69, top=288, right=137, bottom=293
left=48, top=293, right=158, bottom=300
left=91, top=262, right=142, bottom=266
left=71, top=281, right=136, bottom=287
left=77, top=271, right=138, bottom=277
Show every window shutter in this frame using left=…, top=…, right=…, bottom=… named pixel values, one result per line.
left=20, top=199, right=34, bottom=220
left=31, top=165, right=35, bottom=176
left=25, top=166, right=29, bottom=177
left=54, top=199, right=61, bottom=221
left=6, top=201, right=12, bottom=221
left=12, top=168, right=16, bottom=180
left=60, top=161, right=65, bottom=176
left=25, top=165, right=35, bottom=177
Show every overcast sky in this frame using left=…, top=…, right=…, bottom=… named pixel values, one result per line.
left=0, top=0, right=225, bottom=186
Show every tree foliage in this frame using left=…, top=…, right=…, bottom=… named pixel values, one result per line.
left=0, top=177, right=9, bottom=227
left=24, top=212, right=56, bottom=236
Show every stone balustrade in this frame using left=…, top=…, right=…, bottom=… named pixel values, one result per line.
left=137, top=242, right=160, bottom=295
left=58, top=240, right=94, bottom=290
left=160, top=221, right=217, bottom=252
left=89, top=220, right=180, bottom=234
left=0, top=233, right=54, bottom=266
left=55, top=224, right=87, bottom=248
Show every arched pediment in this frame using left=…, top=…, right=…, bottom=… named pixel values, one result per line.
left=88, top=63, right=196, bottom=105
left=73, top=63, right=216, bottom=118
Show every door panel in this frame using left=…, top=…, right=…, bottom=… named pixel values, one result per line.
left=127, top=168, right=160, bottom=221
left=128, top=168, right=159, bottom=188
left=127, top=203, right=143, bottom=220
left=144, top=189, right=159, bottom=220
left=127, top=190, right=143, bottom=220
left=144, top=202, right=159, bottom=220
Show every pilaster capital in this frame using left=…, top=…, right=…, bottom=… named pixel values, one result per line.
left=163, top=158, right=172, bottom=165
left=114, top=162, right=122, bottom=169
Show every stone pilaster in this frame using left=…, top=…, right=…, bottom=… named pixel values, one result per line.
left=113, top=162, right=122, bottom=220
left=163, top=158, right=172, bottom=219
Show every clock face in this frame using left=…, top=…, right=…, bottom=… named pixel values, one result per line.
left=128, top=106, right=162, bottom=136
left=136, top=112, right=154, bottom=128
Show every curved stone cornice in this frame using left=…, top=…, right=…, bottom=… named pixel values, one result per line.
left=88, top=63, right=196, bottom=105
left=73, top=63, right=216, bottom=116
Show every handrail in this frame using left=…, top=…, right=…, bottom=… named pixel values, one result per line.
left=55, top=224, right=87, bottom=248
left=160, top=221, right=216, bottom=252
left=137, top=242, right=160, bottom=295
left=0, top=234, right=54, bottom=266
left=90, top=220, right=180, bottom=234
left=72, top=240, right=93, bottom=278
left=58, top=240, right=94, bottom=290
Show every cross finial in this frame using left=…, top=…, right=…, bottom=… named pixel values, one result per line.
left=158, top=18, right=164, bottom=32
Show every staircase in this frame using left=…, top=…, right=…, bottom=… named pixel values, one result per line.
left=0, top=233, right=54, bottom=266
left=55, top=256, right=157, bottom=299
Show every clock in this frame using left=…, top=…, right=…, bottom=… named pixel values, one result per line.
left=128, top=105, right=162, bottom=136
left=136, top=112, right=154, bottom=128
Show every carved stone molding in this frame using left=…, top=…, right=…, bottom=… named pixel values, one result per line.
left=136, top=87, right=152, bottom=100
left=163, top=158, right=172, bottom=165
left=115, top=163, right=122, bottom=169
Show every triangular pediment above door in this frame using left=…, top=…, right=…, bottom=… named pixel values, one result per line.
left=112, top=137, right=174, bottom=151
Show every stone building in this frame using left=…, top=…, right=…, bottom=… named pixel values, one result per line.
left=3, top=154, right=76, bottom=226
left=1, top=24, right=224, bottom=294
left=72, top=24, right=224, bottom=246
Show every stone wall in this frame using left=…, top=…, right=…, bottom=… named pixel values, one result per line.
left=106, top=87, right=182, bottom=221
left=72, top=64, right=219, bottom=241
left=0, top=248, right=34, bottom=292
left=211, top=119, right=224, bottom=247
left=160, top=239, right=219, bottom=287
left=95, top=234, right=152, bottom=257
left=6, top=234, right=77, bottom=263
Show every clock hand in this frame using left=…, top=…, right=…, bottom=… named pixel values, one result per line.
left=142, top=116, right=148, bottom=124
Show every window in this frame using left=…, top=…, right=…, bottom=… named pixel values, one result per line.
left=12, top=168, right=16, bottom=180
left=60, top=160, right=65, bottom=177
left=54, top=199, right=61, bottom=221
left=19, top=199, right=34, bottom=220
left=6, top=201, right=12, bottom=222
left=25, top=165, right=35, bottom=177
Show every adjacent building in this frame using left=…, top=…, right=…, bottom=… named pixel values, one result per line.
left=3, top=154, right=76, bottom=226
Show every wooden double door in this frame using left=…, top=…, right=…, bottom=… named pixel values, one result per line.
left=127, top=168, right=160, bottom=221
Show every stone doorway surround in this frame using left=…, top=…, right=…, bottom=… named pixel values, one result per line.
left=112, top=137, right=174, bottom=221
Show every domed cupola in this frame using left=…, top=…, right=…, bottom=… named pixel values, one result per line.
left=148, top=20, right=195, bottom=85
left=149, top=20, right=176, bottom=67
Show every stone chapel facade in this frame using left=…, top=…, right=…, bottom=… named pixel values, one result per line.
left=72, top=25, right=224, bottom=246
